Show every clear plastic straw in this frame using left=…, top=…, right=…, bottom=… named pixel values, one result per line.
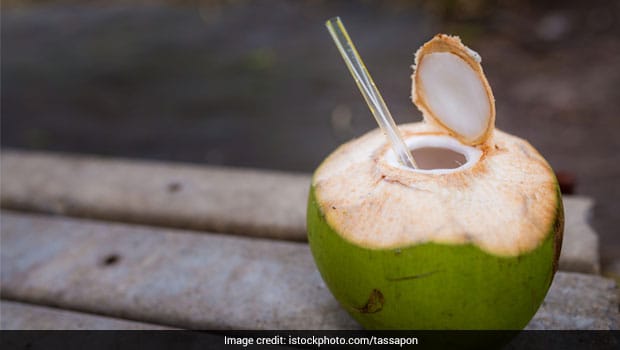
left=326, top=17, right=417, bottom=169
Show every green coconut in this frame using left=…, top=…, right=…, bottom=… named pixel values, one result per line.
left=307, top=34, right=564, bottom=330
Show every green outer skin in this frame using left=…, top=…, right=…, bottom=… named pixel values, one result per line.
left=307, top=186, right=563, bottom=330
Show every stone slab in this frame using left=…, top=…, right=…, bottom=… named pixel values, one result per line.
left=1, top=150, right=310, bottom=241
left=0, top=150, right=601, bottom=273
left=1, top=211, right=617, bottom=330
left=559, top=197, right=600, bottom=274
left=0, top=210, right=353, bottom=330
left=525, top=272, right=619, bottom=330
left=0, top=301, right=174, bottom=330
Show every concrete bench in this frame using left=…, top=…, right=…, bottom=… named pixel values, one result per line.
left=1, top=150, right=617, bottom=330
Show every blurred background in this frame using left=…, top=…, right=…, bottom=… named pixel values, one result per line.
left=2, top=0, right=619, bottom=275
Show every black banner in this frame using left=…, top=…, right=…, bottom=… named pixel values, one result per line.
left=1, top=330, right=618, bottom=350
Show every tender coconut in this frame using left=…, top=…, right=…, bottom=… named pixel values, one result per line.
left=308, top=34, right=563, bottom=330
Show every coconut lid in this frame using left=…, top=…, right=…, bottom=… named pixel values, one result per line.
left=412, top=35, right=495, bottom=145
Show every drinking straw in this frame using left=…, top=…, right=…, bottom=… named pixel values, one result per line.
left=326, top=17, right=417, bottom=169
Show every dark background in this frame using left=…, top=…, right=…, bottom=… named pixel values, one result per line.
left=2, top=0, right=619, bottom=276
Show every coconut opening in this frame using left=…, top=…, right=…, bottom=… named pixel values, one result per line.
left=385, top=135, right=482, bottom=174
left=411, top=147, right=466, bottom=170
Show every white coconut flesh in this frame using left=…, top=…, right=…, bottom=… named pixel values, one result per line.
left=313, top=35, right=558, bottom=257
left=412, top=35, right=495, bottom=146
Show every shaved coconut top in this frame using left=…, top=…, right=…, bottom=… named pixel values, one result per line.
left=412, top=35, right=495, bottom=145
left=312, top=123, right=559, bottom=256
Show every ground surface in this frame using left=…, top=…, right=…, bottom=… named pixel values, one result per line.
left=2, top=0, right=619, bottom=273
